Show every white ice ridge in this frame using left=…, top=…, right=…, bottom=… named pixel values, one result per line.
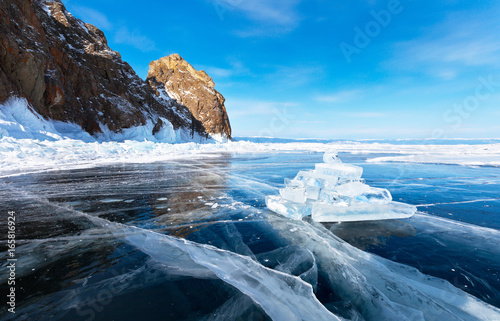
left=0, top=186, right=339, bottom=321
left=268, top=215, right=500, bottom=321
left=266, top=151, right=416, bottom=222
left=123, top=227, right=341, bottom=321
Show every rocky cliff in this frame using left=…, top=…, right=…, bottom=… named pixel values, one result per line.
left=0, top=0, right=230, bottom=140
left=147, top=54, right=232, bottom=139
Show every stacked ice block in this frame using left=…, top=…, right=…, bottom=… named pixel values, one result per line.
left=266, top=151, right=416, bottom=222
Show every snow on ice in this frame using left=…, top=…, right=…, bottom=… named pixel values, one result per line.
left=1, top=97, right=500, bottom=177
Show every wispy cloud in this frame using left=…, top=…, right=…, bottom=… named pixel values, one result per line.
left=227, top=100, right=298, bottom=117
left=339, top=112, right=386, bottom=118
left=315, top=90, right=361, bottom=103
left=114, top=27, right=157, bottom=52
left=232, top=26, right=291, bottom=38
left=214, top=0, right=302, bottom=25
left=196, top=58, right=249, bottom=79
left=435, top=70, right=458, bottom=81
left=264, top=65, right=324, bottom=87
left=395, top=38, right=500, bottom=70
left=387, top=11, right=500, bottom=79
left=212, top=0, right=304, bottom=36
left=200, top=66, right=234, bottom=78
left=291, top=120, right=328, bottom=124
left=69, top=6, right=112, bottom=30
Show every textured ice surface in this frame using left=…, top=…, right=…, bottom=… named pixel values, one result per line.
left=356, top=187, right=392, bottom=204
left=312, top=201, right=417, bottom=222
left=123, top=227, right=340, bottom=321
left=2, top=157, right=500, bottom=320
left=333, top=181, right=371, bottom=197
left=315, top=163, right=363, bottom=181
left=266, top=195, right=311, bottom=220
left=7, top=194, right=498, bottom=321
left=279, top=185, right=307, bottom=203
left=367, top=153, right=500, bottom=167
left=323, top=150, right=342, bottom=163
left=293, top=170, right=339, bottom=189
left=266, top=151, right=416, bottom=222
left=9, top=196, right=493, bottom=321
left=319, top=184, right=392, bottom=205
left=268, top=215, right=500, bottom=321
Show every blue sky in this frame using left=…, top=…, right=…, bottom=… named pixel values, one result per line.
left=64, top=0, right=500, bottom=139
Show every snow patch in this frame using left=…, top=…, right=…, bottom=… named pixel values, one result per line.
left=367, top=153, right=500, bottom=167
left=37, top=0, right=52, bottom=16
left=0, top=97, right=212, bottom=145
left=0, top=97, right=94, bottom=142
left=2, top=97, right=500, bottom=176
left=209, top=132, right=229, bottom=143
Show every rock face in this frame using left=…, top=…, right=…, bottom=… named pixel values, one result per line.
left=147, top=54, right=232, bottom=139
left=0, top=0, right=222, bottom=139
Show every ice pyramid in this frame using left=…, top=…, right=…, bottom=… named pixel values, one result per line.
left=266, top=151, right=417, bottom=222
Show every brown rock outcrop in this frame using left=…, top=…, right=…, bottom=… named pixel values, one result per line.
left=147, top=54, right=232, bottom=139
left=0, top=0, right=208, bottom=138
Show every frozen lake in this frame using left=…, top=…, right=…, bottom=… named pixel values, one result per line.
left=1, top=151, right=500, bottom=320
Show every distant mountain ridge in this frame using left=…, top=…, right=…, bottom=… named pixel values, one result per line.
left=0, top=0, right=231, bottom=142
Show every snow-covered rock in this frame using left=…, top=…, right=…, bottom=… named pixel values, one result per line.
left=147, top=54, right=232, bottom=140
left=0, top=0, right=228, bottom=142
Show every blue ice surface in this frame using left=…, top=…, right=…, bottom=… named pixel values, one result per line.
left=1, top=150, right=499, bottom=320
left=226, top=151, right=500, bottom=307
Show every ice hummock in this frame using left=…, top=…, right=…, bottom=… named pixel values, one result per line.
left=266, top=151, right=416, bottom=222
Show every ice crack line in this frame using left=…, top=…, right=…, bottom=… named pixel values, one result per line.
left=417, top=198, right=499, bottom=207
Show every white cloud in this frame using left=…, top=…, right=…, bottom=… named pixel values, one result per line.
left=232, top=26, right=290, bottom=38
left=435, top=70, right=458, bottom=81
left=200, top=66, right=234, bottom=78
left=70, top=6, right=112, bottom=30
left=387, top=10, right=500, bottom=77
left=265, top=65, right=324, bottom=87
left=212, top=0, right=304, bottom=36
left=315, top=90, right=361, bottom=103
left=114, top=27, right=157, bottom=52
left=196, top=58, right=249, bottom=79
left=214, top=0, right=302, bottom=24
left=397, top=38, right=500, bottom=68
left=339, top=112, right=386, bottom=118
left=291, top=120, right=328, bottom=124
left=227, top=99, right=298, bottom=117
